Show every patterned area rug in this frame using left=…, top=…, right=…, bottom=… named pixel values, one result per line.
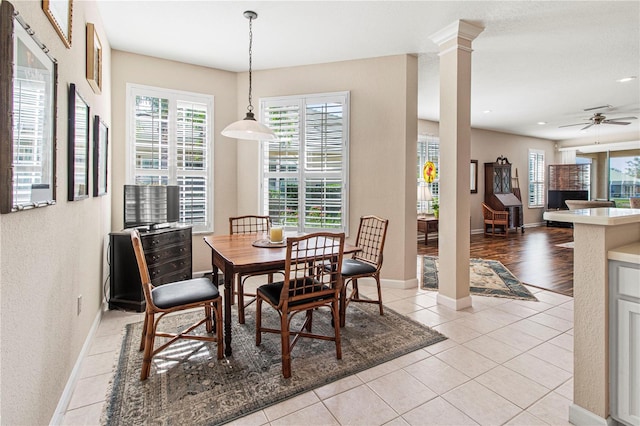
left=422, top=256, right=538, bottom=301
left=103, top=302, right=446, bottom=425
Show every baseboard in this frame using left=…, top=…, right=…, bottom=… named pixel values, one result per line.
left=50, top=304, right=105, bottom=425
left=437, top=293, right=472, bottom=310
left=353, top=276, right=418, bottom=290
left=568, top=403, right=616, bottom=426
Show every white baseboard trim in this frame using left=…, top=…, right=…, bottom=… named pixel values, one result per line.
left=50, top=304, right=105, bottom=425
left=568, top=404, right=615, bottom=426
left=437, top=293, right=472, bottom=310
left=349, top=276, right=418, bottom=290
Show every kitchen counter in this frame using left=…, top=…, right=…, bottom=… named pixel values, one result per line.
left=543, top=207, right=640, bottom=226
left=609, top=242, right=640, bottom=264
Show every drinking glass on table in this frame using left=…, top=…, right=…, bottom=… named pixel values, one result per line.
left=270, top=219, right=284, bottom=244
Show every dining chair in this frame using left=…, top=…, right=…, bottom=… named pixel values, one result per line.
left=229, top=215, right=283, bottom=324
left=338, top=215, right=389, bottom=327
left=255, top=232, right=345, bottom=378
left=130, top=229, right=223, bottom=380
left=630, top=197, right=640, bottom=209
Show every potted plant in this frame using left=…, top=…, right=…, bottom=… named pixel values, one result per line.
left=431, top=199, right=439, bottom=218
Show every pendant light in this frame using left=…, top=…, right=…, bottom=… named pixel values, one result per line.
left=221, top=11, right=277, bottom=141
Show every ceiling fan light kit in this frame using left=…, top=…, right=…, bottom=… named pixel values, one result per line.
left=221, top=10, right=278, bottom=141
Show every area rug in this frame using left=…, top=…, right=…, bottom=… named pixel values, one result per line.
left=556, top=241, right=575, bottom=249
left=422, top=256, right=538, bottom=301
left=103, top=302, right=446, bottom=425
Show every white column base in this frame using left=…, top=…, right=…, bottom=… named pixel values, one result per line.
left=568, top=404, right=615, bottom=426
left=437, top=293, right=472, bottom=310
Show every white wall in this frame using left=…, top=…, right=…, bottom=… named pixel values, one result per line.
left=237, top=55, right=419, bottom=283
left=110, top=51, right=238, bottom=273
left=419, top=120, right=557, bottom=230
left=0, top=1, right=112, bottom=424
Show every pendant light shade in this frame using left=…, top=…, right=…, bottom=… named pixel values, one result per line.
left=221, top=11, right=277, bottom=141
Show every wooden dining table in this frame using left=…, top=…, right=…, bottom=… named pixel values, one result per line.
left=204, top=233, right=359, bottom=356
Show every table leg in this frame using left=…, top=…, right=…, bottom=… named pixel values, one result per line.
left=223, top=263, right=233, bottom=356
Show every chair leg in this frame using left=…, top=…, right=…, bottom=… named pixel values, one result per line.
left=205, top=304, right=213, bottom=333
left=339, top=282, right=349, bottom=327
left=332, top=300, right=342, bottom=360
left=139, top=311, right=149, bottom=351
left=281, top=312, right=292, bottom=378
left=140, top=312, right=156, bottom=381
left=375, top=275, right=384, bottom=316
left=305, top=309, right=313, bottom=332
left=255, top=297, right=263, bottom=346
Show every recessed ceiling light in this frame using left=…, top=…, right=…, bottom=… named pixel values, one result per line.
left=617, top=76, right=637, bottom=83
left=537, top=121, right=547, bottom=125
left=483, top=110, right=492, bottom=114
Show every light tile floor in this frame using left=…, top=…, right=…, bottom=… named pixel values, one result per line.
left=61, top=279, right=574, bottom=425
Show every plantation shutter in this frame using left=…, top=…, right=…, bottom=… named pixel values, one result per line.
left=261, top=93, right=349, bottom=232
left=528, top=149, right=545, bottom=207
left=129, top=85, right=213, bottom=232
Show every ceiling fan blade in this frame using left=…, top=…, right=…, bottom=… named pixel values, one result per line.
left=584, top=105, right=612, bottom=111
left=603, top=121, right=630, bottom=125
left=559, top=123, right=589, bottom=128
left=581, top=124, right=594, bottom=131
left=607, top=116, right=637, bottom=121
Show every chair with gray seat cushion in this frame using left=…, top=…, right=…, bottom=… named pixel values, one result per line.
left=630, top=197, right=640, bottom=209
left=255, top=232, right=345, bottom=378
left=338, top=215, right=389, bottom=327
left=130, top=229, right=223, bottom=380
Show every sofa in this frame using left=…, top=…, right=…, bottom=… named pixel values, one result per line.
left=564, top=200, right=616, bottom=210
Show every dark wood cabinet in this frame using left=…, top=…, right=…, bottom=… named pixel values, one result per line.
left=108, top=226, right=192, bottom=312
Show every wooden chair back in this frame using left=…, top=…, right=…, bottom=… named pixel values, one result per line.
left=229, top=215, right=270, bottom=235
left=279, top=232, right=345, bottom=308
left=130, top=229, right=154, bottom=305
left=352, top=215, right=388, bottom=270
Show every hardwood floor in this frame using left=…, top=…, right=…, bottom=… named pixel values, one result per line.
left=417, top=225, right=575, bottom=296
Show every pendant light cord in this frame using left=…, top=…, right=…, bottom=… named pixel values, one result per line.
left=247, top=15, right=254, bottom=113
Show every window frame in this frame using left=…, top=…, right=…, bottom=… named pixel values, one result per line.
left=417, top=135, right=440, bottom=213
left=528, top=148, right=545, bottom=208
left=259, top=91, right=350, bottom=235
left=125, top=83, right=214, bottom=233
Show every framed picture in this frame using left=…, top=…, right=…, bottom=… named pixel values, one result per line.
left=42, top=0, right=73, bottom=48
left=0, top=2, right=58, bottom=213
left=86, top=23, right=102, bottom=94
left=93, top=116, right=108, bottom=196
left=470, top=160, right=478, bottom=193
left=68, top=83, right=90, bottom=201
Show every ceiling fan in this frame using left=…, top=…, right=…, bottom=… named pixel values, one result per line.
left=559, top=105, right=637, bottom=131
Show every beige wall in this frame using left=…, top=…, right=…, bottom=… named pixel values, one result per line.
left=237, top=55, right=419, bottom=283
left=110, top=51, right=238, bottom=273
left=419, top=120, right=556, bottom=230
left=0, top=1, right=112, bottom=424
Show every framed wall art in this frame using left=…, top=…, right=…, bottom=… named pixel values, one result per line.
left=1, top=1, right=58, bottom=214
left=43, top=0, right=73, bottom=48
left=93, top=116, right=108, bottom=196
left=470, top=159, right=478, bottom=194
left=86, top=23, right=102, bottom=94
left=68, top=83, right=90, bottom=201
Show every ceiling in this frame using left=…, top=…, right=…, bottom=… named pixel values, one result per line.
left=97, top=1, right=640, bottom=142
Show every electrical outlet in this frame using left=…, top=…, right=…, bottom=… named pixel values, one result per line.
left=77, top=295, right=82, bottom=315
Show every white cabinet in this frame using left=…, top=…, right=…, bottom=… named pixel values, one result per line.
left=609, top=259, right=640, bottom=426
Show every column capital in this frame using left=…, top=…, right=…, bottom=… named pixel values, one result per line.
left=429, top=19, right=484, bottom=47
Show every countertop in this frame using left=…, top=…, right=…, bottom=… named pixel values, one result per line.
left=543, top=207, right=640, bottom=226
left=609, top=242, right=640, bottom=264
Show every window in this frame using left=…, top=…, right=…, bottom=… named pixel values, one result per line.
left=528, top=149, right=545, bottom=208
left=609, top=153, right=640, bottom=206
left=260, top=92, right=349, bottom=233
left=126, top=84, right=213, bottom=232
left=417, top=135, right=439, bottom=213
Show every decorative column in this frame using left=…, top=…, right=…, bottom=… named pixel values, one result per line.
left=429, top=20, right=483, bottom=310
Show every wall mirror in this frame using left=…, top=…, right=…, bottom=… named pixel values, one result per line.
left=0, top=1, right=58, bottom=213
left=68, top=83, right=90, bottom=201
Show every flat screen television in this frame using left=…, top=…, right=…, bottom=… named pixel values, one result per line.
left=124, top=185, right=179, bottom=229
left=547, top=190, right=589, bottom=210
